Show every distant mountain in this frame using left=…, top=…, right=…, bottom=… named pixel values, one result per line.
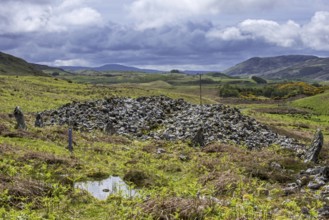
left=0, top=51, right=48, bottom=76
left=224, top=55, right=329, bottom=80
left=60, top=64, right=161, bottom=73
left=33, top=63, right=68, bottom=73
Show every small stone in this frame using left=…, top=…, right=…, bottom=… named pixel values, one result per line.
left=156, top=148, right=166, bottom=154
left=307, top=179, right=325, bottom=190
left=257, top=188, right=269, bottom=196
left=301, top=207, right=310, bottom=215
left=179, top=154, right=189, bottom=161
left=283, top=183, right=299, bottom=196
left=318, top=206, right=329, bottom=218
left=270, top=161, right=282, bottom=170
left=321, top=185, right=329, bottom=198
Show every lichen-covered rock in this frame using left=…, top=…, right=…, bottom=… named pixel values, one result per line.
left=14, top=106, right=26, bottom=130
left=305, top=129, right=323, bottom=163
left=35, top=113, right=43, bottom=127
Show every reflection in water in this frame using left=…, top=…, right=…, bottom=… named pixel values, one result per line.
left=74, top=176, right=137, bottom=200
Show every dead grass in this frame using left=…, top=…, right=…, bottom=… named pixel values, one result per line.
left=254, top=107, right=310, bottom=115
left=123, top=169, right=152, bottom=187
left=202, top=143, right=235, bottom=153
left=80, top=133, right=132, bottom=145
left=268, top=125, right=313, bottom=142
left=200, top=170, right=242, bottom=196
left=0, top=175, right=51, bottom=209
left=141, top=197, right=217, bottom=220
left=201, top=143, right=304, bottom=184
left=0, top=143, right=15, bottom=154
left=20, top=151, right=78, bottom=167
left=0, top=123, right=9, bottom=135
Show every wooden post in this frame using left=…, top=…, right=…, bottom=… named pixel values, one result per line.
left=199, top=74, right=202, bottom=107
left=68, top=128, right=73, bottom=153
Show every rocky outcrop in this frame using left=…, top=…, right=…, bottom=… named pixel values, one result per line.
left=39, top=96, right=304, bottom=149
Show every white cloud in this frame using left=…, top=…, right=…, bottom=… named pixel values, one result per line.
left=0, top=0, right=103, bottom=34
left=129, top=0, right=286, bottom=29
left=206, top=19, right=301, bottom=47
left=50, top=7, right=103, bottom=31
left=302, top=11, right=329, bottom=50
left=54, top=58, right=89, bottom=66
left=239, top=19, right=300, bottom=47
left=207, top=27, right=246, bottom=41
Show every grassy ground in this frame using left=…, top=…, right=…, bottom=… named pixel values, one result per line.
left=1, top=75, right=328, bottom=219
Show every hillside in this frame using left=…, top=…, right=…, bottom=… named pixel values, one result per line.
left=1, top=75, right=329, bottom=219
left=0, top=51, right=48, bottom=76
left=61, top=64, right=161, bottom=73
left=224, top=55, right=329, bottom=80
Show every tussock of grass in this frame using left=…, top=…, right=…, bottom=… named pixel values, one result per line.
left=0, top=175, right=51, bottom=209
left=141, top=197, right=217, bottom=219
left=20, top=152, right=73, bottom=166
left=123, top=169, right=152, bottom=187
left=199, top=170, right=242, bottom=196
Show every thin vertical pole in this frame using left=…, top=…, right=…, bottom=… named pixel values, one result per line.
left=68, top=128, right=73, bottom=153
left=199, top=74, right=202, bottom=109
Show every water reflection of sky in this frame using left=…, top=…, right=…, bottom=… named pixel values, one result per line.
left=74, top=176, right=137, bottom=200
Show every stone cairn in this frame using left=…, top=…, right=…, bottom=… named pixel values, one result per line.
left=38, top=96, right=304, bottom=150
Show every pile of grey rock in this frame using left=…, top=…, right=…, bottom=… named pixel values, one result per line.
left=39, top=96, right=303, bottom=149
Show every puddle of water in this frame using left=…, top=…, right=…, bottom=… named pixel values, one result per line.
left=74, top=176, right=137, bottom=200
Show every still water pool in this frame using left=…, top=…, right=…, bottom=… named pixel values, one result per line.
left=74, top=176, right=137, bottom=200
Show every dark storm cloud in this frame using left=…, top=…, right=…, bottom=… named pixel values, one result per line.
left=1, top=0, right=329, bottom=70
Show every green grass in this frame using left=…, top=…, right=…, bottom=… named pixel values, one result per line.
left=1, top=75, right=328, bottom=219
left=0, top=75, right=217, bottom=114
left=291, top=90, right=329, bottom=115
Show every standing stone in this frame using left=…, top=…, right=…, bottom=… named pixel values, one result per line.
left=104, top=121, right=116, bottom=135
left=13, top=106, right=26, bottom=130
left=191, top=127, right=205, bottom=147
left=305, top=129, right=324, bottom=163
left=35, top=113, right=43, bottom=127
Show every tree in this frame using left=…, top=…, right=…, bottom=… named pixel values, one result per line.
left=170, top=69, right=180, bottom=73
left=251, top=76, right=267, bottom=84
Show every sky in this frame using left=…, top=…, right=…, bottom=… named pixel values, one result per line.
left=1, top=0, right=329, bottom=71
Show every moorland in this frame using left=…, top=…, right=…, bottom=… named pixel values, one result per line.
left=1, top=51, right=329, bottom=219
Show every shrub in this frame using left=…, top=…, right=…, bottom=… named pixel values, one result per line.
left=52, top=72, right=60, bottom=76
left=219, top=85, right=239, bottom=97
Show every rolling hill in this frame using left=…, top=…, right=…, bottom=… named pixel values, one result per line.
left=0, top=51, right=48, bottom=76
left=60, top=64, right=161, bottom=73
left=224, top=55, right=329, bottom=80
